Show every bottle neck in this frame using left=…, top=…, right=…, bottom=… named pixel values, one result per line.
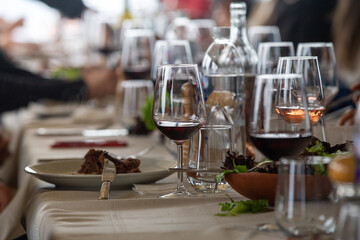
left=230, top=13, right=250, bottom=44
left=230, top=2, right=250, bottom=44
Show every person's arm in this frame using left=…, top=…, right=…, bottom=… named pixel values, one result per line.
left=338, top=82, right=360, bottom=125
left=0, top=181, right=14, bottom=213
left=0, top=73, right=87, bottom=114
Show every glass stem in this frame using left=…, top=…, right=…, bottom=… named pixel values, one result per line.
left=320, top=116, right=327, bottom=142
left=176, top=143, right=187, bottom=193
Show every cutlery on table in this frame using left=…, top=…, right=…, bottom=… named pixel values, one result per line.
left=99, top=158, right=116, bottom=200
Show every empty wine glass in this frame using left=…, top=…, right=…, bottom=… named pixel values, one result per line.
left=249, top=74, right=312, bottom=162
left=276, top=156, right=335, bottom=237
left=82, top=11, right=117, bottom=65
left=152, top=64, right=206, bottom=198
left=257, top=42, right=295, bottom=74
left=119, top=18, right=154, bottom=50
left=121, top=29, right=155, bottom=79
left=277, top=56, right=326, bottom=140
left=248, top=25, right=281, bottom=52
left=297, top=42, right=338, bottom=105
left=165, top=17, right=200, bottom=63
left=151, top=40, right=193, bottom=82
left=115, top=80, right=154, bottom=127
left=192, top=19, right=216, bottom=64
left=336, top=197, right=360, bottom=240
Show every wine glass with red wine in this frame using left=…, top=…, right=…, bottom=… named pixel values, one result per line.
left=152, top=64, right=206, bottom=198
left=121, top=29, right=155, bottom=80
left=249, top=74, right=313, bottom=162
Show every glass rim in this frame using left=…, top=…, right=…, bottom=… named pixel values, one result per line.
left=155, top=39, right=190, bottom=45
left=297, top=42, right=334, bottom=48
left=279, top=56, right=318, bottom=61
left=124, top=28, right=155, bottom=37
left=120, top=80, right=154, bottom=86
left=256, top=73, right=303, bottom=80
left=279, top=155, right=332, bottom=165
left=248, top=25, right=279, bottom=31
left=258, top=41, right=293, bottom=47
left=157, top=63, right=198, bottom=69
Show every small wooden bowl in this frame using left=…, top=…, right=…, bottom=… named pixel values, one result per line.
left=225, top=172, right=332, bottom=206
left=225, top=172, right=277, bottom=205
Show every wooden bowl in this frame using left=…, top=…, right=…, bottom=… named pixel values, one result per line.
left=225, top=172, right=277, bottom=205
left=225, top=172, right=332, bottom=206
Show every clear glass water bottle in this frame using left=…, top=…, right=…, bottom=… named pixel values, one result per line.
left=186, top=27, right=244, bottom=194
left=201, top=27, right=244, bottom=153
left=230, top=2, right=258, bottom=157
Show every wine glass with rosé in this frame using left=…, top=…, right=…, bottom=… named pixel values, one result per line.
left=249, top=74, right=313, bottom=162
left=277, top=56, right=326, bottom=140
left=152, top=64, right=206, bottom=198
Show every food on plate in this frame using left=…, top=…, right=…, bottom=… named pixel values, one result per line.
left=78, top=149, right=141, bottom=174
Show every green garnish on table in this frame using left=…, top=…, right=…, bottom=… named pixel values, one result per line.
left=216, top=195, right=269, bottom=216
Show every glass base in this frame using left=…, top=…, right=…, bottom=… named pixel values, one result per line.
left=187, top=174, right=231, bottom=194
left=158, top=190, right=194, bottom=198
left=256, top=223, right=279, bottom=232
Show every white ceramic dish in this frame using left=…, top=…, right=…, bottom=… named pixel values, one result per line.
left=25, top=158, right=176, bottom=189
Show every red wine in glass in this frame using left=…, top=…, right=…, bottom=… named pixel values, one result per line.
left=155, top=121, right=203, bottom=142
left=123, top=67, right=151, bottom=80
left=250, top=132, right=312, bottom=161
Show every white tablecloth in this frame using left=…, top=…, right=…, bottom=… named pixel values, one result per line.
left=0, top=107, right=355, bottom=240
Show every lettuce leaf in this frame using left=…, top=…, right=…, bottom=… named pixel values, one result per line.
left=216, top=195, right=269, bottom=216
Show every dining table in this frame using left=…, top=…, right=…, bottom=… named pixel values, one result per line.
left=0, top=103, right=354, bottom=240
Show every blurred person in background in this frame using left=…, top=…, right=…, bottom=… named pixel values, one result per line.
left=0, top=0, right=118, bottom=115
left=0, top=130, right=12, bottom=214
left=247, top=0, right=359, bottom=124
left=334, top=0, right=360, bottom=125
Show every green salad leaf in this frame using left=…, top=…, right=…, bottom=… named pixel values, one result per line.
left=216, top=160, right=248, bottom=183
left=303, top=140, right=342, bottom=158
left=141, top=95, right=156, bottom=131
left=313, top=163, right=326, bottom=176
left=216, top=195, right=269, bottom=216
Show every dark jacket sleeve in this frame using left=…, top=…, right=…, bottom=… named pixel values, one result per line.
left=0, top=49, right=87, bottom=114
left=0, top=73, right=87, bottom=114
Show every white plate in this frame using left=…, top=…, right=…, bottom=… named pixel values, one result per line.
left=25, top=158, right=176, bottom=189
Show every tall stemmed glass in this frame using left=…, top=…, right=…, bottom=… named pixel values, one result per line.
left=257, top=42, right=295, bottom=74
left=277, top=56, right=326, bottom=140
left=151, top=40, right=193, bottom=82
left=249, top=74, right=313, bottom=232
left=121, top=29, right=155, bottom=80
left=152, top=64, right=206, bottom=198
left=249, top=74, right=313, bottom=162
left=297, top=42, right=338, bottom=105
